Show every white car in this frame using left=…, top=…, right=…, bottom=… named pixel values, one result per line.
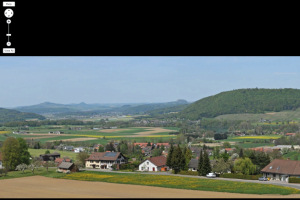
left=206, top=173, right=216, bottom=178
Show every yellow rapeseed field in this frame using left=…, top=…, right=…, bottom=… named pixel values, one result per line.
left=232, top=135, right=281, bottom=140
left=0, top=131, right=10, bottom=134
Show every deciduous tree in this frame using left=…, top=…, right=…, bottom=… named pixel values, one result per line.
left=1, top=137, right=21, bottom=170
left=234, top=157, right=256, bottom=175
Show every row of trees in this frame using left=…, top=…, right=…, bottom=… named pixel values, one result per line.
left=166, top=144, right=192, bottom=174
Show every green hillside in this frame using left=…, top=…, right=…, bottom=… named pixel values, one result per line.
left=179, top=88, right=300, bottom=120
left=0, top=108, right=46, bottom=123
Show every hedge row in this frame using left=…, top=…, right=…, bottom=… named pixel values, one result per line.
left=220, top=173, right=260, bottom=180
left=177, top=170, right=198, bottom=176
left=289, top=177, right=300, bottom=183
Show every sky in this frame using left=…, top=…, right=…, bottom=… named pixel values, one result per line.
left=0, top=56, right=300, bottom=108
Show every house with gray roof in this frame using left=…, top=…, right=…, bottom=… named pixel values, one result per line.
left=85, top=152, right=127, bottom=170
left=188, top=158, right=198, bottom=171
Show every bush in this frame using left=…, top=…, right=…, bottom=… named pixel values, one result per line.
left=289, top=177, right=300, bottom=183
left=220, top=173, right=260, bottom=180
left=119, top=162, right=140, bottom=171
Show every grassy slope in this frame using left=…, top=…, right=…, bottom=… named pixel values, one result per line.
left=28, top=148, right=77, bottom=161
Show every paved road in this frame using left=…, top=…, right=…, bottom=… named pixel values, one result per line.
left=81, top=168, right=300, bottom=190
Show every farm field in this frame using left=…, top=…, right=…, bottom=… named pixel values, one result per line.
left=1, top=170, right=300, bottom=198
left=0, top=127, right=178, bottom=143
left=2, top=176, right=300, bottom=198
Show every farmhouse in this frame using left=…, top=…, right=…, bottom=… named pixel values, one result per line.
left=55, top=157, right=72, bottom=166
left=57, top=162, right=78, bottom=173
left=40, top=152, right=61, bottom=161
left=138, top=155, right=169, bottom=172
left=261, top=159, right=300, bottom=182
left=85, top=152, right=127, bottom=170
left=0, top=152, right=2, bottom=169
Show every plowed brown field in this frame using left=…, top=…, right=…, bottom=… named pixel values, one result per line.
left=0, top=176, right=300, bottom=198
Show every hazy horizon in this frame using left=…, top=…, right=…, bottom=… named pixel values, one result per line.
left=1, top=56, right=300, bottom=108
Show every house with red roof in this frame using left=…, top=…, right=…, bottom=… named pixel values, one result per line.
left=138, top=155, right=169, bottom=172
left=285, top=133, right=296, bottom=137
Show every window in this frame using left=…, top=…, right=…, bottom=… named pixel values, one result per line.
left=147, top=162, right=149, bottom=165
left=269, top=166, right=273, bottom=169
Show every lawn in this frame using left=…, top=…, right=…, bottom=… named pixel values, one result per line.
left=283, top=151, right=300, bottom=160
left=28, top=148, right=78, bottom=161
left=0, top=168, right=66, bottom=180
left=61, top=171, right=300, bottom=195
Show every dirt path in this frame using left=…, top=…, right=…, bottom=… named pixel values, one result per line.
left=0, top=176, right=300, bottom=198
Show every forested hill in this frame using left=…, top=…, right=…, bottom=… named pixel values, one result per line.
left=178, top=88, right=300, bottom=120
left=0, top=108, right=46, bottom=123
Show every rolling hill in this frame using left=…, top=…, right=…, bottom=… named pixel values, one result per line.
left=0, top=108, right=46, bottom=123
left=13, top=100, right=189, bottom=117
left=179, top=88, right=300, bottom=120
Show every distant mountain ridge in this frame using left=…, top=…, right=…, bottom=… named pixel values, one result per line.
left=0, top=108, right=46, bottom=123
left=179, top=88, right=300, bottom=120
left=13, top=100, right=189, bottom=116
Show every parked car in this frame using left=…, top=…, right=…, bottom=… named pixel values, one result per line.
left=258, top=177, right=268, bottom=181
left=206, top=173, right=216, bottom=178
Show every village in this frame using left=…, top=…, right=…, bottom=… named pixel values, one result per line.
left=2, top=134, right=300, bottom=184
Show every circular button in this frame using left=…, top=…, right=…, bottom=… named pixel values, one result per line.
left=4, top=9, right=14, bottom=18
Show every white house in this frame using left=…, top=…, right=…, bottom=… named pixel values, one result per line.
left=74, top=147, right=84, bottom=153
left=139, top=155, right=169, bottom=172
left=85, top=152, right=127, bottom=170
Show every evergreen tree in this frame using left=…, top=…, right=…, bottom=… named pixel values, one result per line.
left=184, top=147, right=192, bottom=170
left=166, top=144, right=174, bottom=168
left=239, top=148, right=244, bottom=158
left=203, top=150, right=211, bottom=175
left=198, top=150, right=204, bottom=176
left=171, top=145, right=185, bottom=174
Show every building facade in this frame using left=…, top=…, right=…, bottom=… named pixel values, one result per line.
left=85, top=152, right=127, bottom=170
